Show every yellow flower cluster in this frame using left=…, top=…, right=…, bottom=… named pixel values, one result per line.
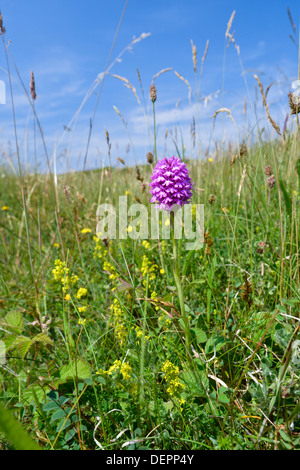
left=93, top=236, right=108, bottom=261
left=142, top=240, right=150, bottom=250
left=81, top=228, right=92, bottom=234
left=110, top=298, right=127, bottom=344
left=135, top=326, right=150, bottom=344
left=151, top=291, right=159, bottom=311
left=76, top=287, right=88, bottom=299
left=93, top=237, right=118, bottom=281
left=78, top=306, right=87, bottom=313
left=97, top=359, right=132, bottom=380
left=141, top=254, right=158, bottom=286
left=161, top=360, right=186, bottom=397
left=52, top=259, right=79, bottom=293
left=103, top=260, right=118, bottom=280
left=158, top=311, right=172, bottom=328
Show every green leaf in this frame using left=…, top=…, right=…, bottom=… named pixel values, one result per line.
left=56, top=418, right=71, bottom=432
left=0, top=403, right=41, bottom=450
left=279, top=179, right=292, bottom=218
left=8, top=335, right=32, bottom=359
left=205, top=335, right=226, bottom=355
left=1, top=310, right=24, bottom=334
left=31, top=332, right=53, bottom=346
left=23, top=384, right=48, bottom=404
left=65, top=428, right=76, bottom=442
left=218, top=393, right=230, bottom=404
left=162, top=400, right=174, bottom=412
left=50, top=408, right=68, bottom=424
left=181, top=365, right=209, bottom=397
left=2, top=334, right=18, bottom=350
left=193, top=328, right=208, bottom=344
left=4, top=332, right=53, bottom=359
left=59, top=396, right=70, bottom=406
left=272, top=323, right=293, bottom=350
left=43, top=400, right=60, bottom=412
left=59, top=359, right=91, bottom=384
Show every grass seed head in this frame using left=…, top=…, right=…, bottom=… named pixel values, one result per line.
left=30, top=71, right=37, bottom=100
left=0, top=11, right=6, bottom=35
left=147, top=152, right=154, bottom=164
left=150, top=83, right=157, bottom=103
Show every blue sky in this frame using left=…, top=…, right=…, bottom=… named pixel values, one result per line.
left=0, top=0, right=300, bottom=173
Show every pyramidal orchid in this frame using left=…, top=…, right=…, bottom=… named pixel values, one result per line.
left=150, top=156, right=194, bottom=211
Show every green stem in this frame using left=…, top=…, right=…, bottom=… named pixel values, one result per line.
left=139, top=274, right=148, bottom=409
left=170, top=212, right=191, bottom=354
left=153, top=101, right=157, bottom=164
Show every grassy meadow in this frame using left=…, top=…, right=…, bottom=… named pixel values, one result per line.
left=0, top=10, right=300, bottom=452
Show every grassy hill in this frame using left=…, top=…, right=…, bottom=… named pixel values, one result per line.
left=0, top=132, right=299, bottom=450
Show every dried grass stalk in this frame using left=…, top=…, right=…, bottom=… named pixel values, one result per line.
left=174, top=71, right=192, bottom=102
left=112, top=74, right=141, bottom=105
left=152, top=68, right=173, bottom=81
left=191, top=40, right=197, bottom=73
left=238, top=164, right=247, bottom=198
left=287, top=6, right=296, bottom=34
left=200, top=40, right=209, bottom=75
left=226, top=10, right=236, bottom=38
left=254, top=74, right=281, bottom=136
left=211, top=108, right=235, bottom=125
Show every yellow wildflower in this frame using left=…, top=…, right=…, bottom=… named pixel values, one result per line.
left=141, top=255, right=158, bottom=283
left=78, top=306, right=87, bottom=313
left=52, top=259, right=79, bottom=292
left=98, top=360, right=132, bottom=380
left=61, top=274, right=79, bottom=293
left=103, top=261, right=118, bottom=280
left=93, top=236, right=108, bottom=260
left=161, top=360, right=185, bottom=397
left=1, top=206, right=9, bottom=211
left=142, top=240, right=150, bottom=250
left=110, top=298, right=127, bottom=344
left=65, top=294, right=71, bottom=301
left=76, top=287, right=88, bottom=299
left=135, top=326, right=150, bottom=343
left=151, top=291, right=160, bottom=311
left=81, top=228, right=91, bottom=234
left=158, top=311, right=172, bottom=327
left=78, top=318, right=87, bottom=326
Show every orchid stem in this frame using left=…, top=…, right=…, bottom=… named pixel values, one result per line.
left=170, top=212, right=191, bottom=355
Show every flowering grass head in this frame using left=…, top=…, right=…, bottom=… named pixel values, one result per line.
left=150, top=156, right=194, bottom=211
